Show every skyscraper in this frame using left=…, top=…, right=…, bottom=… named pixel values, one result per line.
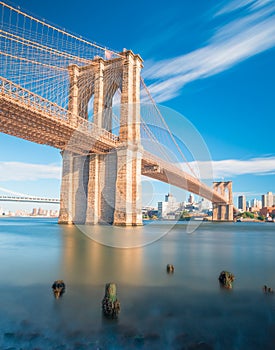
left=188, top=194, right=194, bottom=204
left=251, top=198, right=262, bottom=209
left=262, top=192, right=274, bottom=207
left=238, top=195, right=246, bottom=211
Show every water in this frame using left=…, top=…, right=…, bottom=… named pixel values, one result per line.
left=0, top=218, right=275, bottom=349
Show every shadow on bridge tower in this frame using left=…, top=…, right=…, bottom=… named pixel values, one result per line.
left=58, top=50, right=143, bottom=226
left=212, top=181, right=233, bottom=221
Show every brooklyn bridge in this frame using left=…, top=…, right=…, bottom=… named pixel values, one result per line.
left=0, top=2, right=235, bottom=225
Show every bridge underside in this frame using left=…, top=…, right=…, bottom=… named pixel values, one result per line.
left=0, top=92, right=118, bottom=154
left=142, top=154, right=235, bottom=222
left=142, top=153, right=234, bottom=203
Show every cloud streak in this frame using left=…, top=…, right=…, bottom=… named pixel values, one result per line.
left=0, top=162, right=61, bottom=181
left=144, top=0, right=275, bottom=102
left=0, top=156, right=274, bottom=192
left=215, top=0, right=273, bottom=16
left=188, top=156, right=275, bottom=179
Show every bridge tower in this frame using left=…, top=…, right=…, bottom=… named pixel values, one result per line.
left=58, top=50, right=143, bottom=226
left=212, top=181, right=233, bottom=221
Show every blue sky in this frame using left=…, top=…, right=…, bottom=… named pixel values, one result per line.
left=1, top=0, right=275, bottom=210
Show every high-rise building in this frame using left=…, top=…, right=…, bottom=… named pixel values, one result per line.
left=38, top=207, right=44, bottom=215
left=165, top=193, right=176, bottom=203
left=188, top=194, right=194, bottom=204
left=251, top=198, right=262, bottom=209
left=158, top=193, right=181, bottom=219
left=262, top=192, right=274, bottom=207
left=238, top=195, right=246, bottom=211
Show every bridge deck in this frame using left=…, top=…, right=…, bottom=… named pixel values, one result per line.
left=0, top=196, right=60, bottom=203
left=142, top=151, right=228, bottom=204
left=0, top=77, right=119, bottom=154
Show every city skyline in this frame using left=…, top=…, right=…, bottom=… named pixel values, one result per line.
left=0, top=0, right=275, bottom=209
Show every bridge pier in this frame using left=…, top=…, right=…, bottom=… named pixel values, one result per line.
left=212, top=203, right=234, bottom=221
left=59, top=151, right=88, bottom=224
left=212, top=181, right=234, bottom=221
left=85, top=152, right=117, bottom=224
left=113, top=145, right=143, bottom=226
left=113, top=50, right=143, bottom=226
left=58, top=50, right=143, bottom=226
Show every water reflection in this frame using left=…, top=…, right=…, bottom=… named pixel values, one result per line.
left=78, top=221, right=176, bottom=248
left=1, top=219, right=275, bottom=349
left=61, top=226, right=145, bottom=286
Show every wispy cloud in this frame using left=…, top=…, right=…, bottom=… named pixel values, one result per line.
left=144, top=0, right=275, bottom=102
left=0, top=162, right=61, bottom=181
left=188, top=156, right=275, bottom=179
left=233, top=190, right=265, bottom=198
left=215, top=0, right=272, bottom=16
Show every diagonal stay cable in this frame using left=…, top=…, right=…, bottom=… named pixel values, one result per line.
left=140, top=77, right=198, bottom=179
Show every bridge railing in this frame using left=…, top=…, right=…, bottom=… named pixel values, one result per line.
left=0, top=77, right=69, bottom=121
left=142, top=150, right=200, bottom=184
left=0, top=76, right=119, bottom=144
left=75, top=115, right=119, bottom=143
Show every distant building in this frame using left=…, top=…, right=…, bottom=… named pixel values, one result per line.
left=260, top=206, right=275, bottom=218
left=38, top=207, right=44, bottom=215
left=238, top=195, right=246, bottom=211
left=188, top=194, right=194, bottom=204
left=158, top=193, right=181, bottom=219
left=199, top=198, right=211, bottom=212
left=142, top=206, right=158, bottom=218
left=251, top=198, right=262, bottom=209
left=262, top=192, right=274, bottom=207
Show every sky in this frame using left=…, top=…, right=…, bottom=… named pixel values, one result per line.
left=0, top=0, right=275, bottom=211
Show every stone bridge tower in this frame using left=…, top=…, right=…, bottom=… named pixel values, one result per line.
left=212, top=181, right=233, bottom=221
left=58, top=50, right=143, bottom=226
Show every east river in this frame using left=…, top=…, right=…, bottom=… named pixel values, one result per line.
left=1, top=218, right=275, bottom=349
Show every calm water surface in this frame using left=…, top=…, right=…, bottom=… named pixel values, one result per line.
left=0, top=218, right=275, bottom=349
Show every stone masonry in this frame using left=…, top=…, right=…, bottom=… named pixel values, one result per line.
left=59, top=50, right=143, bottom=225
left=212, top=181, right=234, bottom=221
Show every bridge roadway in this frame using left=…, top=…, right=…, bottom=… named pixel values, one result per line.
left=0, top=77, right=119, bottom=154
left=0, top=76, right=228, bottom=205
left=0, top=195, right=60, bottom=203
left=142, top=152, right=227, bottom=204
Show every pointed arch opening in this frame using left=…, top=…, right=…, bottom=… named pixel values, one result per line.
left=103, top=82, right=121, bottom=134
left=111, top=88, right=121, bottom=136
left=224, top=187, right=229, bottom=202
left=87, top=94, right=94, bottom=122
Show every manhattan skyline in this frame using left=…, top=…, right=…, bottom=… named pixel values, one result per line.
left=0, top=0, right=274, bottom=209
